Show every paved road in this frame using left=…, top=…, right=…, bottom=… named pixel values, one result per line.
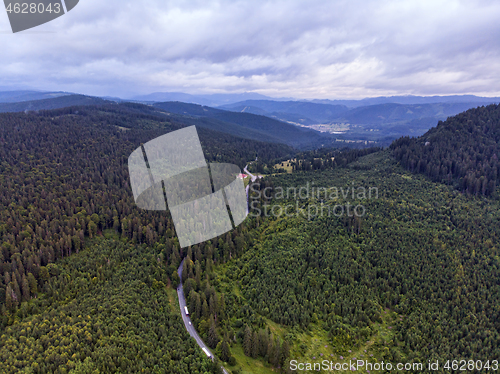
left=243, top=165, right=257, bottom=183
left=175, top=164, right=259, bottom=374
left=177, top=260, right=229, bottom=374
left=243, top=165, right=259, bottom=215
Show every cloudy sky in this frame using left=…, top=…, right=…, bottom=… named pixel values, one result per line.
left=1, top=0, right=500, bottom=99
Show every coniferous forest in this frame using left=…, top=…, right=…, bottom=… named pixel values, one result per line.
left=207, top=152, right=500, bottom=373
left=0, top=239, right=221, bottom=374
left=0, top=103, right=499, bottom=374
left=174, top=105, right=500, bottom=373
left=0, top=105, right=291, bottom=373
left=391, top=104, right=500, bottom=196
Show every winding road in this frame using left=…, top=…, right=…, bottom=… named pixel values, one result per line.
left=243, top=164, right=257, bottom=182
left=177, top=259, right=229, bottom=374
left=243, top=164, right=258, bottom=215
left=176, top=164, right=259, bottom=374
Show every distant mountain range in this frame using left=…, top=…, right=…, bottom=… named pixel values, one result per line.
left=130, top=92, right=500, bottom=141
left=312, top=94, right=500, bottom=107
left=130, top=92, right=293, bottom=107
left=130, top=91, right=500, bottom=108
left=221, top=98, right=500, bottom=140
left=2, top=89, right=498, bottom=107
left=1, top=89, right=499, bottom=146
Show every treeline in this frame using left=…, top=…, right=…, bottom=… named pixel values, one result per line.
left=391, top=104, right=500, bottom=196
left=0, top=106, right=290, bottom=320
left=241, top=325, right=290, bottom=369
left=0, top=239, right=221, bottom=374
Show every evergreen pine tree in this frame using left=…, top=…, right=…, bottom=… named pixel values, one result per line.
left=220, top=337, right=231, bottom=362
left=243, top=325, right=253, bottom=357
left=251, top=331, right=259, bottom=358
left=207, top=316, right=219, bottom=349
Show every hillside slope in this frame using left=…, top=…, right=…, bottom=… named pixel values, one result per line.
left=200, top=150, right=500, bottom=373
left=391, top=103, right=500, bottom=196
left=0, top=239, right=220, bottom=374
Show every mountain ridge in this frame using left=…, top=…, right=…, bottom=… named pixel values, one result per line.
left=130, top=91, right=293, bottom=106
left=0, top=90, right=74, bottom=103
left=0, top=94, right=112, bottom=113
left=152, top=101, right=329, bottom=148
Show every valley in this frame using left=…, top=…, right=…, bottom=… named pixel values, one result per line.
left=3, top=1, right=500, bottom=373
left=0, top=101, right=498, bottom=374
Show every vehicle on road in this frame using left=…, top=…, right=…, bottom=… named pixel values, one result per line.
left=202, top=347, right=212, bottom=358
left=184, top=306, right=189, bottom=315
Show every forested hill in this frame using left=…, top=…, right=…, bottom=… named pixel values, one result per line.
left=0, top=105, right=291, bottom=315
left=391, top=103, right=500, bottom=196
left=0, top=105, right=293, bottom=372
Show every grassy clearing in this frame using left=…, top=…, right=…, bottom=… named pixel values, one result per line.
left=222, top=314, right=402, bottom=374
left=166, top=287, right=179, bottom=313
left=285, top=310, right=402, bottom=373
left=274, top=159, right=295, bottom=173
left=227, top=344, right=278, bottom=374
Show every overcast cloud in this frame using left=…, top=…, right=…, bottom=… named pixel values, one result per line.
left=1, top=0, right=499, bottom=99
